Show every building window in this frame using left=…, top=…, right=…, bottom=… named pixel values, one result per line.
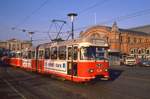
left=134, top=38, right=136, bottom=43
left=146, top=50, right=150, bottom=54
left=139, top=38, right=141, bottom=43
left=134, top=49, right=137, bottom=54
left=120, top=36, right=122, bottom=43
left=12, top=44, right=15, bottom=50
left=146, top=39, right=148, bottom=43
left=17, top=44, right=20, bottom=50
left=128, top=37, right=130, bottom=43
left=138, top=49, right=141, bottom=54
left=91, top=33, right=100, bottom=39
left=130, top=49, right=134, bottom=54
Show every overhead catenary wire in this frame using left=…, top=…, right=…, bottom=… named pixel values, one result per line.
left=52, top=0, right=111, bottom=40
left=46, top=22, right=53, bottom=40
left=11, top=27, right=69, bottom=34
left=32, top=38, right=50, bottom=42
left=78, top=0, right=111, bottom=15
left=13, top=8, right=150, bottom=42
left=12, top=0, right=111, bottom=36
left=64, top=8, right=150, bottom=33
left=13, top=0, right=49, bottom=29
left=99, top=8, right=150, bottom=25
left=11, top=1, right=150, bottom=43
left=60, top=0, right=111, bottom=20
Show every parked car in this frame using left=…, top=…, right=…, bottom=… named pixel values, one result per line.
left=124, top=56, right=137, bottom=66
left=139, top=60, right=150, bottom=67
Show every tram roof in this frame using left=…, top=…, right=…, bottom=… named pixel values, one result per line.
left=38, top=37, right=108, bottom=48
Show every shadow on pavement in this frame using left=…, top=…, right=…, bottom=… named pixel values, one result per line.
left=87, top=69, right=124, bottom=85
left=109, top=69, right=124, bottom=81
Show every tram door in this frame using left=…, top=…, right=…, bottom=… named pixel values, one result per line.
left=67, top=46, right=78, bottom=76
left=37, top=50, right=44, bottom=73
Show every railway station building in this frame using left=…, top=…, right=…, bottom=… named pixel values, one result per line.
left=80, top=23, right=150, bottom=65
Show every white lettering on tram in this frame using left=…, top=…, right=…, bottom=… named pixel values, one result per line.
left=44, top=60, right=67, bottom=74
left=22, top=59, right=32, bottom=68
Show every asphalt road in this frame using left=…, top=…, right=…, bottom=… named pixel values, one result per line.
left=0, top=62, right=150, bottom=99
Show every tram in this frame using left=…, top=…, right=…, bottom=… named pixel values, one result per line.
left=5, top=36, right=110, bottom=82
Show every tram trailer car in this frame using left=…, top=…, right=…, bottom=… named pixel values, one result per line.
left=5, top=37, right=110, bottom=82
left=5, top=51, right=22, bottom=67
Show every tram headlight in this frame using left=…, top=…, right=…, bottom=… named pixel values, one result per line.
left=96, top=64, right=102, bottom=67
left=88, top=69, right=94, bottom=73
left=104, top=69, right=108, bottom=72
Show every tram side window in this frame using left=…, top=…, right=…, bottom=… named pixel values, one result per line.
left=16, top=52, right=22, bottom=58
left=11, top=52, right=16, bottom=58
left=22, top=52, right=28, bottom=59
left=51, top=47, right=57, bottom=59
left=74, top=47, right=78, bottom=60
left=80, top=47, right=88, bottom=60
left=19, top=53, right=22, bottom=58
left=68, top=47, right=72, bottom=60
left=15, top=53, right=18, bottom=58
left=59, top=46, right=66, bottom=60
left=45, top=48, right=50, bottom=59
left=39, top=50, right=44, bottom=59
left=31, top=51, right=35, bottom=59
left=67, top=47, right=78, bottom=60
left=28, top=51, right=32, bottom=59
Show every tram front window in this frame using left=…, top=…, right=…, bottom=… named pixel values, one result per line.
left=80, top=46, right=105, bottom=60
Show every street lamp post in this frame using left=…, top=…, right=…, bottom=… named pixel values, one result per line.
left=67, top=13, right=77, bottom=81
left=67, top=13, right=77, bottom=39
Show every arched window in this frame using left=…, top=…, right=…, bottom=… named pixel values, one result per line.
left=146, top=49, right=150, bottom=54
left=130, top=49, right=134, bottom=54
left=134, top=38, right=136, bottom=43
left=91, top=33, right=100, bottom=39
left=138, top=49, right=141, bottom=54
left=128, top=37, right=131, bottom=43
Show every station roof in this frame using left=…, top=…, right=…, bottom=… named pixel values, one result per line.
left=82, top=25, right=150, bottom=36
left=129, top=24, right=150, bottom=34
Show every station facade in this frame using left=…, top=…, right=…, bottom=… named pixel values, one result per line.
left=80, top=23, right=150, bottom=65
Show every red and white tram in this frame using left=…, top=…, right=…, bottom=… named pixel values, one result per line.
left=5, top=37, right=110, bottom=82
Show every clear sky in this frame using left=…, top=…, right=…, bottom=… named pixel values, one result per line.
left=0, top=0, right=150, bottom=44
